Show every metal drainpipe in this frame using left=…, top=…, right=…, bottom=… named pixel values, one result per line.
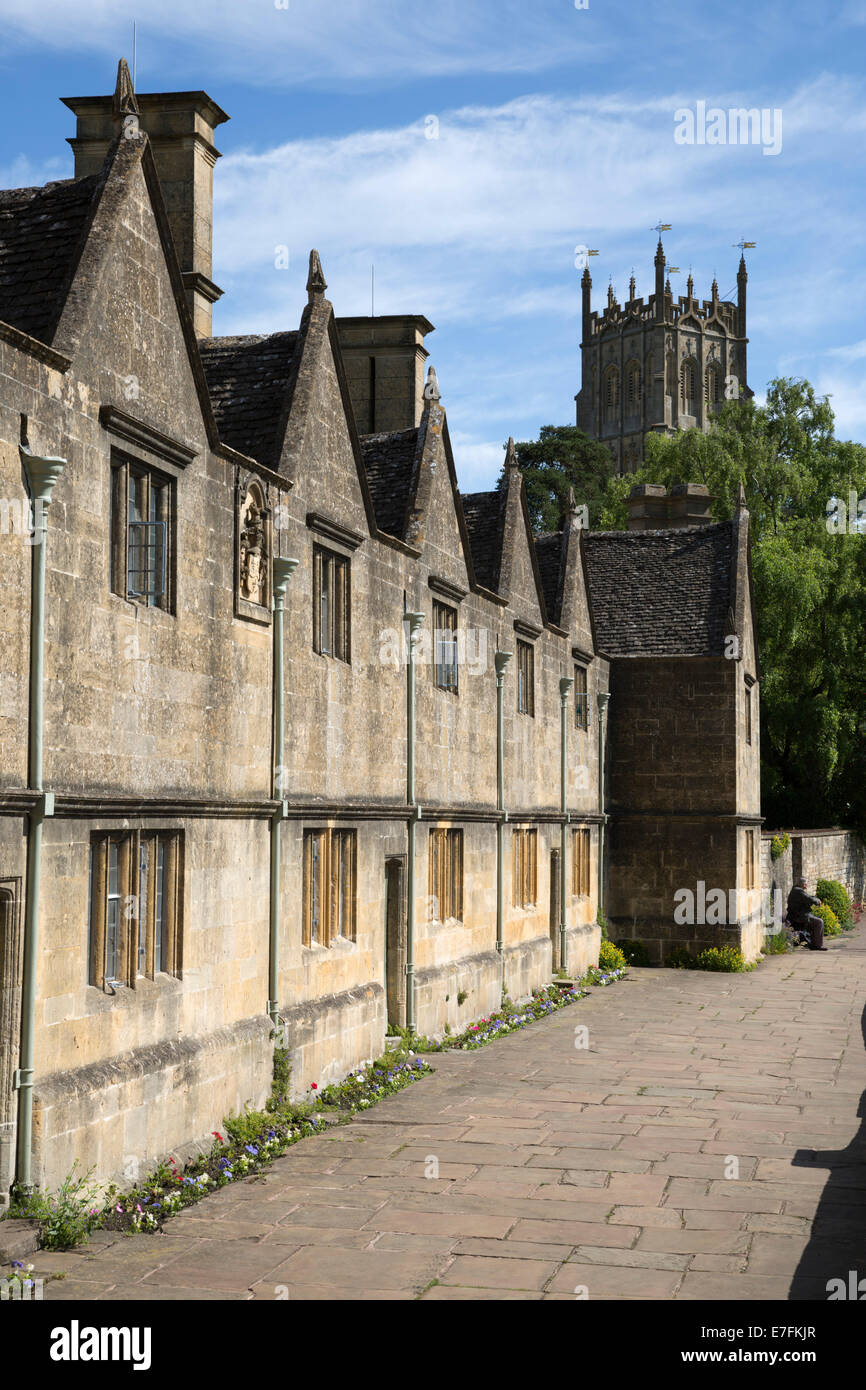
left=494, top=651, right=512, bottom=988
left=596, top=691, right=611, bottom=923
left=268, top=557, right=298, bottom=1031
left=404, top=612, right=425, bottom=1034
left=559, top=676, right=574, bottom=974
left=15, top=445, right=66, bottom=1195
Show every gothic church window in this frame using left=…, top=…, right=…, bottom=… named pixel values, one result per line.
left=572, top=827, right=591, bottom=897
left=602, top=365, right=619, bottom=424
left=625, top=361, right=641, bottom=416
left=705, top=362, right=723, bottom=410
left=680, top=359, right=699, bottom=416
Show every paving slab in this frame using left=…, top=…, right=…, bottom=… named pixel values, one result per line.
left=16, top=924, right=864, bottom=1301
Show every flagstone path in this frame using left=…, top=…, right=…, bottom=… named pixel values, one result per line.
left=26, top=927, right=866, bottom=1301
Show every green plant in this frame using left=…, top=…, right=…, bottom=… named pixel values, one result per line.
left=10, top=1163, right=101, bottom=1251
left=693, top=945, right=751, bottom=972
left=598, top=940, right=627, bottom=972
left=763, top=927, right=791, bottom=955
left=457, top=990, right=468, bottom=1006
left=770, top=833, right=790, bottom=862
left=816, top=879, right=854, bottom=929
left=813, top=901, right=842, bottom=937
left=596, top=911, right=610, bottom=942
left=615, top=938, right=650, bottom=967
left=665, top=946, right=695, bottom=969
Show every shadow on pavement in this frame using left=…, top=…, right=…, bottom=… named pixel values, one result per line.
left=789, top=994, right=866, bottom=1301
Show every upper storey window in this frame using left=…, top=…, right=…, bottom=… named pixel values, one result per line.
left=110, top=455, right=173, bottom=611
left=680, top=360, right=699, bottom=416
left=517, top=639, right=535, bottom=717
left=433, top=600, right=459, bottom=694
left=625, top=361, right=641, bottom=416
left=313, top=545, right=350, bottom=663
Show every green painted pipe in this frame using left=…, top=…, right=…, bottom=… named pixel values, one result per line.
left=16, top=446, right=66, bottom=1195
left=494, top=651, right=512, bottom=985
left=597, top=691, right=611, bottom=921
left=404, top=613, right=425, bottom=1034
left=559, top=676, right=574, bottom=973
left=268, top=557, right=298, bottom=1029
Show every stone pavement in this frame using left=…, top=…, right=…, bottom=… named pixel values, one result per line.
left=28, top=928, right=866, bottom=1301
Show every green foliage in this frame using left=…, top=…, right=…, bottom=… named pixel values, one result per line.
left=813, top=901, right=842, bottom=937
left=770, top=833, right=791, bottom=862
left=10, top=1163, right=101, bottom=1251
left=816, top=878, right=854, bottom=928
left=516, top=380, right=866, bottom=836
left=615, top=938, right=651, bottom=966
left=665, top=946, right=695, bottom=969
left=763, top=928, right=791, bottom=955
left=500, top=425, right=615, bottom=533
left=596, top=911, right=610, bottom=941
left=598, top=939, right=627, bottom=972
left=694, top=946, right=751, bottom=972
left=457, top=990, right=468, bottom=1006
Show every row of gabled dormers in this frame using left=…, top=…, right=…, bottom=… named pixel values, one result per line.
left=0, top=81, right=753, bottom=674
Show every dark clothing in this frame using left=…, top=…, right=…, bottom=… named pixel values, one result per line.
left=787, top=886, right=820, bottom=923
left=787, top=887, right=824, bottom=949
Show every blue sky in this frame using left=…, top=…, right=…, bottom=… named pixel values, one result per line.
left=1, top=0, right=865, bottom=489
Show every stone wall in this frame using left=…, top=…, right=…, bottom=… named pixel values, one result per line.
left=762, top=829, right=866, bottom=918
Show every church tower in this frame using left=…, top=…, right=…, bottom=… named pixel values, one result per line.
left=575, top=237, right=750, bottom=474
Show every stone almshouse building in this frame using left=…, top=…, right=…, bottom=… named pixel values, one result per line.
left=0, top=67, right=761, bottom=1197
left=575, top=240, right=751, bottom=472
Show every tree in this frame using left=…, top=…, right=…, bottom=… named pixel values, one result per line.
left=496, top=425, right=614, bottom=532
left=517, top=381, right=866, bottom=834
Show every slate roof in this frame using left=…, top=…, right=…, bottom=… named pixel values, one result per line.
left=582, top=522, right=733, bottom=657
left=461, top=489, right=507, bottom=593
left=0, top=176, right=99, bottom=343
left=199, top=332, right=298, bottom=468
left=535, top=532, right=564, bottom=625
left=360, top=428, right=418, bottom=537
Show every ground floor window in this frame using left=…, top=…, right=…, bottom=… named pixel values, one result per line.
left=744, top=827, right=758, bottom=891
left=429, top=828, right=463, bottom=922
left=303, top=828, right=357, bottom=945
left=512, top=828, right=538, bottom=908
left=572, top=826, right=591, bottom=897
left=89, top=831, right=182, bottom=988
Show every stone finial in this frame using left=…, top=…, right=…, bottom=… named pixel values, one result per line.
left=607, top=281, right=615, bottom=308
left=628, top=274, right=636, bottom=300
left=665, top=276, right=672, bottom=294
left=736, top=481, right=747, bottom=510
left=654, top=237, right=665, bottom=264
left=306, top=249, right=327, bottom=300
left=113, top=58, right=139, bottom=118
left=424, top=364, right=440, bottom=403
left=581, top=265, right=592, bottom=288
left=505, top=436, right=519, bottom=470
left=686, top=272, right=694, bottom=299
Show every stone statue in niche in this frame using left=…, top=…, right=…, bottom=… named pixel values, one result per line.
left=239, top=487, right=268, bottom=607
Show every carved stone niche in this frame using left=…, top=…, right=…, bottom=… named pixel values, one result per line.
left=235, top=473, right=272, bottom=623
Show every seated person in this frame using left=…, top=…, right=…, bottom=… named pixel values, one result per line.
left=786, top=878, right=828, bottom=951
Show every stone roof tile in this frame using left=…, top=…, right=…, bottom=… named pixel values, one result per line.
left=199, top=332, right=298, bottom=468
left=0, top=176, right=100, bottom=343
left=360, top=427, right=418, bottom=537
left=461, top=489, right=507, bottom=593
left=582, top=522, right=733, bottom=657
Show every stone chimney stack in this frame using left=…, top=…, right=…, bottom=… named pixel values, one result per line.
left=627, top=483, right=713, bottom=531
left=335, top=316, right=435, bottom=434
left=626, top=484, right=668, bottom=532
left=62, top=61, right=229, bottom=337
